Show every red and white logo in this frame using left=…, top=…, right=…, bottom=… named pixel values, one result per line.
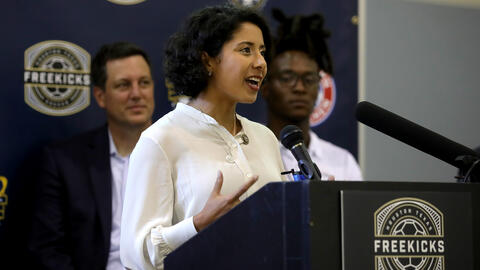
left=309, top=70, right=336, bottom=127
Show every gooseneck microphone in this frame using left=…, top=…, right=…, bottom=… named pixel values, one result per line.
left=355, top=101, right=480, bottom=182
left=280, top=125, right=322, bottom=181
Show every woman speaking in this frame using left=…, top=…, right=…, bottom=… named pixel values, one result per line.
left=120, top=4, right=285, bottom=269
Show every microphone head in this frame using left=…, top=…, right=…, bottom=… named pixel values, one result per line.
left=280, top=125, right=304, bottom=149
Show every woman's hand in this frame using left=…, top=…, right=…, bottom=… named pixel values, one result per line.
left=193, top=170, right=258, bottom=232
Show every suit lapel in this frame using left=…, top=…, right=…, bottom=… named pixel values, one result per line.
left=87, top=125, right=112, bottom=253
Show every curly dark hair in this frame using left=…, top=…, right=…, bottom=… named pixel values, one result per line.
left=164, top=4, right=272, bottom=98
left=271, top=8, right=333, bottom=74
left=91, top=41, right=152, bottom=90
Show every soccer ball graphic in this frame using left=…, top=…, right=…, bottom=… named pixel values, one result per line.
left=391, top=219, right=427, bottom=270
left=393, top=257, right=427, bottom=270
left=44, top=57, right=71, bottom=98
left=393, top=219, right=427, bottom=236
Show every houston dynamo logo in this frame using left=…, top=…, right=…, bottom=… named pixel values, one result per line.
left=24, top=40, right=90, bottom=116
left=309, top=70, right=336, bottom=127
left=374, top=198, right=445, bottom=270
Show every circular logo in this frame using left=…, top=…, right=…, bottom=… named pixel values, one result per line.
left=24, top=40, right=90, bottom=116
left=229, top=0, right=266, bottom=10
left=374, top=198, right=445, bottom=270
left=309, top=70, right=336, bottom=127
left=106, top=0, right=146, bottom=5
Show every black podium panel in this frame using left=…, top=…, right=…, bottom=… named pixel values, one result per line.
left=164, top=181, right=311, bottom=269
left=164, top=181, right=480, bottom=270
left=341, top=190, right=472, bottom=269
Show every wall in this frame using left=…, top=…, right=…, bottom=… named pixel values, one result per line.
left=359, top=0, right=480, bottom=181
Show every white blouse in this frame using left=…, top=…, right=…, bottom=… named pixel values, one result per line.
left=120, top=103, right=285, bottom=270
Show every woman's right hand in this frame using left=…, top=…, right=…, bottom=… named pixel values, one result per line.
left=193, top=170, right=258, bottom=232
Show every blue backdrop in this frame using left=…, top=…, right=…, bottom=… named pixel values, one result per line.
left=0, top=0, right=358, bottom=250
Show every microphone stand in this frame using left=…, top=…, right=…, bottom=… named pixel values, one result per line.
left=455, top=155, right=480, bottom=183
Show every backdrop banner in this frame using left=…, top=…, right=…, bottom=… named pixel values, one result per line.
left=0, top=0, right=358, bottom=258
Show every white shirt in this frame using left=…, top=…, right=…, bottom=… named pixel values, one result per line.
left=120, top=103, right=285, bottom=270
left=280, top=131, right=363, bottom=181
left=107, top=131, right=129, bottom=270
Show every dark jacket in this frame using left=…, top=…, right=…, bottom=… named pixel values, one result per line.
left=28, top=125, right=112, bottom=270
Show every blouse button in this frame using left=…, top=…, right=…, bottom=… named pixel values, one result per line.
left=246, top=173, right=252, bottom=178
left=226, top=154, right=234, bottom=163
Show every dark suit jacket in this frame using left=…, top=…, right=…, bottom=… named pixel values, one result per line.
left=29, top=125, right=113, bottom=270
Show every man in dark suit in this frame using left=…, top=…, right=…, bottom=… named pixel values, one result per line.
left=28, top=42, right=155, bottom=270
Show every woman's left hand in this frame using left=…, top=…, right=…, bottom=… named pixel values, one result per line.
left=193, top=170, right=258, bottom=232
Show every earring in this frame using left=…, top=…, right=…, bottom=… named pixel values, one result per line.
left=208, top=71, right=212, bottom=77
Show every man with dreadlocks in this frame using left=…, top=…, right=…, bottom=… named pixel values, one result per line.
left=262, top=9, right=362, bottom=181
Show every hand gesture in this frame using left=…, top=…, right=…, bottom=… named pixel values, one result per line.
left=193, top=170, right=258, bottom=232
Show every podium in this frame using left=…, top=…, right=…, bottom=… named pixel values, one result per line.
left=164, top=181, right=480, bottom=269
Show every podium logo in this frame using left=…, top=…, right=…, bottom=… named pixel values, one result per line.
left=309, top=70, right=336, bottom=127
left=0, top=176, right=8, bottom=223
left=24, top=40, right=90, bottom=116
left=374, top=197, right=444, bottom=270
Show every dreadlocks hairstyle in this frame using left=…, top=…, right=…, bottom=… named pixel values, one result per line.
left=271, top=8, right=334, bottom=74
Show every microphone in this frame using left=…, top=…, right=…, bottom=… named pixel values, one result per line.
left=280, top=125, right=322, bottom=181
left=355, top=101, right=480, bottom=182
